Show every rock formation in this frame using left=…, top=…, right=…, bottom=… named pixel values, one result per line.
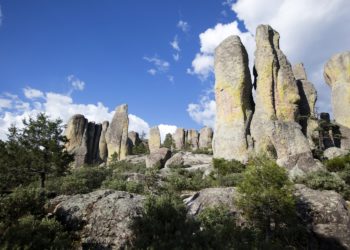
left=145, top=147, right=171, bottom=169
left=105, top=104, right=129, bottom=161
left=198, top=127, right=213, bottom=149
left=148, top=126, right=161, bottom=153
left=127, top=131, right=141, bottom=153
left=172, top=128, right=186, bottom=150
left=98, top=121, right=109, bottom=162
left=186, top=129, right=199, bottom=150
left=324, top=51, right=350, bottom=128
left=293, top=63, right=318, bottom=148
left=65, top=114, right=103, bottom=167
left=213, top=35, right=254, bottom=162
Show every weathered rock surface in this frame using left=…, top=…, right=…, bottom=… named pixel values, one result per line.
left=293, top=63, right=318, bottom=148
left=148, top=126, right=161, bottom=153
left=198, top=127, right=213, bottom=149
left=173, top=128, right=186, bottom=150
left=164, top=151, right=185, bottom=168
left=184, top=187, right=238, bottom=216
left=338, top=124, right=350, bottom=150
left=251, top=25, right=300, bottom=155
left=65, top=115, right=103, bottom=166
left=125, top=155, right=147, bottom=165
left=213, top=35, right=254, bottom=163
left=145, top=147, right=171, bottom=169
left=295, top=184, right=350, bottom=249
left=49, top=190, right=144, bottom=249
left=105, top=104, right=129, bottom=161
left=324, top=51, right=350, bottom=128
left=98, top=121, right=109, bottom=162
left=324, top=147, right=349, bottom=160
left=186, top=129, right=199, bottom=150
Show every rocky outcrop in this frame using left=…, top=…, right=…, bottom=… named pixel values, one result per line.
left=324, top=147, right=349, bottom=159
left=293, top=63, right=318, bottom=148
left=295, top=184, right=350, bottom=249
left=65, top=114, right=103, bottom=167
left=127, top=131, right=141, bottom=153
left=145, top=147, right=171, bottom=169
left=98, top=121, right=109, bottom=162
left=186, top=129, right=199, bottom=150
left=173, top=128, right=186, bottom=150
left=148, top=126, right=161, bottom=153
left=49, top=190, right=144, bottom=249
left=213, top=35, right=254, bottom=163
left=105, top=104, right=129, bottom=161
left=198, top=127, right=213, bottom=149
left=324, top=51, right=350, bottom=128
left=164, top=151, right=185, bottom=168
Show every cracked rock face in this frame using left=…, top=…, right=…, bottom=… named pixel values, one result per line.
left=213, top=35, right=254, bottom=163
left=186, top=129, right=199, bottom=150
left=324, top=51, right=350, bottom=128
left=198, top=126, right=213, bottom=150
left=48, top=190, right=145, bottom=249
left=173, top=128, right=186, bottom=150
left=105, top=104, right=129, bottom=161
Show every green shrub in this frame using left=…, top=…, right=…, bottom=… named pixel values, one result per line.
left=130, top=193, right=199, bottom=249
left=207, top=172, right=243, bottom=187
left=237, top=157, right=298, bottom=245
left=0, top=187, right=46, bottom=226
left=131, top=143, right=149, bottom=155
left=109, top=160, right=146, bottom=174
left=325, top=154, right=350, bottom=172
left=46, top=166, right=111, bottom=195
left=102, top=178, right=144, bottom=194
left=0, top=215, right=71, bottom=249
left=192, top=148, right=213, bottom=155
left=299, top=170, right=346, bottom=192
left=166, top=169, right=212, bottom=191
left=339, top=165, right=350, bottom=185
left=213, top=158, right=245, bottom=175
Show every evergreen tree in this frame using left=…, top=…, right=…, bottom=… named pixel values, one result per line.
left=162, top=133, right=173, bottom=149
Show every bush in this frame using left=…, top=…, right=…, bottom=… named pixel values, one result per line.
left=0, top=215, right=71, bottom=249
left=237, top=157, right=299, bottom=246
left=109, top=160, right=146, bottom=174
left=130, top=193, right=199, bottom=249
left=166, top=169, right=212, bottom=191
left=213, top=158, right=245, bottom=175
left=102, top=177, right=145, bottom=194
left=131, top=143, right=149, bottom=155
left=192, top=148, right=213, bottom=155
left=325, top=154, right=350, bottom=172
left=46, top=166, right=111, bottom=195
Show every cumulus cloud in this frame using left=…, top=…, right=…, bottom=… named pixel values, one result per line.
left=187, top=22, right=254, bottom=80
left=187, top=91, right=216, bottom=128
left=177, top=20, right=190, bottom=33
left=0, top=88, right=150, bottom=140
left=143, top=56, right=170, bottom=75
left=23, top=87, right=44, bottom=99
left=188, top=0, right=350, bottom=120
left=67, top=75, right=85, bottom=91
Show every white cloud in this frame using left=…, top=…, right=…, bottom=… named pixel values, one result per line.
left=143, top=56, right=170, bottom=75
left=170, top=35, right=180, bottom=51
left=173, top=53, right=180, bottom=62
left=167, top=75, right=174, bottom=83
left=158, top=124, right=177, bottom=143
left=187, top=92, right=216, bottom=128
left=0, top=98, right=12, bottom=110
left=188, top=21, right=254, bottom=80
left=23, top=87, right=44, bottom=99
left=177, top=20, right=190, bottom=33
left=0, top=88, right=151, bottom=141
left=67, top=75, right=85, bottom=91
left=147, top=69, right=157, bottom=75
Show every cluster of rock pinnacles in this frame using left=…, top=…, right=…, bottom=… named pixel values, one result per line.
left=65, top=25, right=350, bottom=177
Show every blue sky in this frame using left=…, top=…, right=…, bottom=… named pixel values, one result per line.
left=0, top=0, right=349, bottom=140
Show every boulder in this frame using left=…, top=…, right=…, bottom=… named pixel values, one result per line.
left=184, top=187, right=238, bottom=217
left=125, top=155, right=147, bottom=165
left=164, top=151, right=185, bottom=168
left=98, top=121, right=109, bottom=162
left=324, top=51, right=350, bottom=128
left=148, top=126, right=161, bottom=153
left=49, top=190, right=144, bottom=249
left=172, top=128, right=186, bottom=150
left=295, top=184, right=350, bottom=249
left=213, top=35, right=254, bottom=163
left=145, top=147, right=171, bottom=169
left=186, top=129, right=199, bottom=150
left=198, top=127, right=213, bottom=149
left=293, top=63, right=318, bottom=148
left=324, top=147, right=349, bottom=159
left=105, top=104, right=129, bottom=161
left=251, top=25, right=300, bottom=156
